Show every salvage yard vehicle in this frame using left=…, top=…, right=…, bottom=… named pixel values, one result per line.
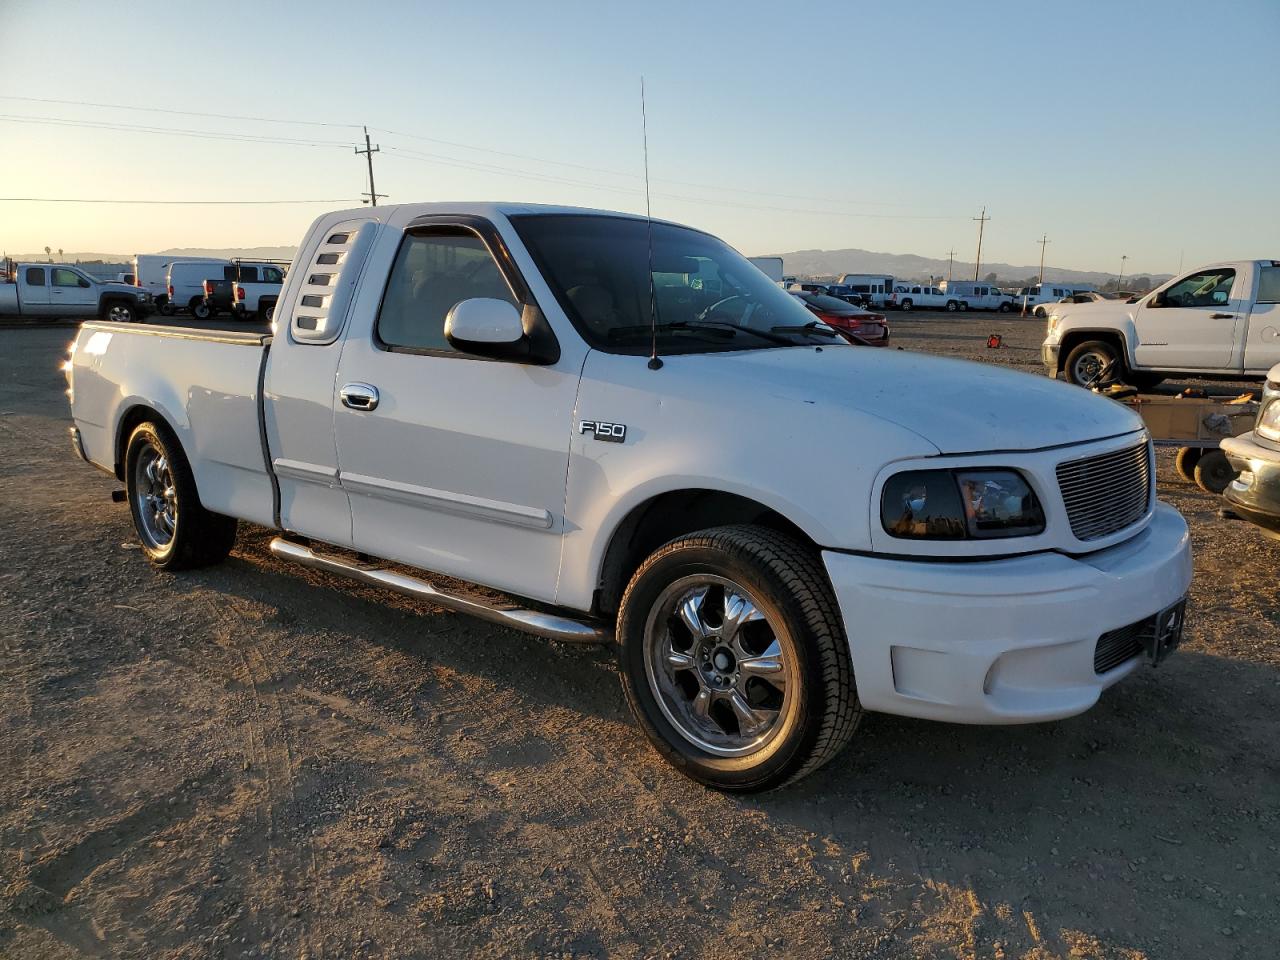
left=1042, top=260, right=1280, bottom=388
left=166, top=258, right=232, bottom=317
left=0, top=260, right=153, bottom=322
left=941, top=280, right=1015, bottom=312
left=788, top=290, right=890, bottom=345
left=890, top=283, right=960, bottom=312
left=65, top=202, right=1192, bottom=792
left=1222, top=364, right=1280, bottom=538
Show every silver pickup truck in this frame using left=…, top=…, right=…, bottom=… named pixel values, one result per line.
left=2, top=261, right=153, bottom=322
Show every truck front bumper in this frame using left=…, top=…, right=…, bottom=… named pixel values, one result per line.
left=822, top=502, right=1191, bottom=724
left=1222, top=432, right=1280, bottom=536
left=1041, top=340, right=1060, bottom=376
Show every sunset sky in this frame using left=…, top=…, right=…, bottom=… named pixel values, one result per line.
left=1, top=0, right=1276, bottom=275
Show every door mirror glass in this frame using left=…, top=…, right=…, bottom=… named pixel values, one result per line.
left=444, top=297, right=527, bottom=357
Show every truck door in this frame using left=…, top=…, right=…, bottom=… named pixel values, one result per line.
left=49, top=267, right=97, bottom=316
left=332, top=220, right=578, bottom=604
left=1243, top=263, right=1280, bottom=373
left=19, top=267, right=51, bottom=314
left=1133, top=266, right=1243, bottom=370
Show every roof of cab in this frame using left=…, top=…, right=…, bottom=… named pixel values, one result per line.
left=319, top=201, right=682, bottom=229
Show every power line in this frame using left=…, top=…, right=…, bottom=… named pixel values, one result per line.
left=0, top=114, right=354, bottom=148
left=0, top=94, right=361, bottom=129
left=0, top=197, right=360, bottom=205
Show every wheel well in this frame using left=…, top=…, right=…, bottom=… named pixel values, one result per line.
left=114, top=405, right=164, bottom=480
left=594, top=490, right=815, bottom=617
left=1057, top=330, right=1127, bottom=371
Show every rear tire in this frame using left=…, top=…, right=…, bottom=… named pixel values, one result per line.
left=1174, top=447, right=1203, bottom=483
left=957, top=300, right=968, bottom=312
left=900, top=299, right=913, bottom=312
left=998, top=302, right=1012, bottom=313
left=946, top=300, right=959, bottom=312
left=617, top=525, right=861, bottom=793
left=124, top=420, right=237, bottom=570
left=261, top=302, right=276, bottom=323
left=1194, top=449, right=1237, bottom=495
left=157, top=298, right=175, bottom=317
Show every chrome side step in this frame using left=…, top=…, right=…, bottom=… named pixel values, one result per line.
left=268, top=537, right=610, bottom=644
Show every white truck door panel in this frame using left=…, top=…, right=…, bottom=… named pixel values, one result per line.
left=332, top=224, right=577, bottom=602
left=1133, top=266, right=1244, bottom=369
left=1244, top=264, right=1280, bottom=373
left=19, top=267, right=51, bottom=314
left=49, top=267, right=97, bottom=315
left=263, top=218, right=378, bottom=546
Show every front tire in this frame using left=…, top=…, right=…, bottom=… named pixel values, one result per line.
left=125, top=421, right=237, bottom=570
left=998, top=302, right=1012, bottom=313
left=946, top=300, right=959, bottom=312
left=617, top=525, right=861, bottom=792
left=1064, top=339, right=1121, bottom=387
left=103, top=300, right=136, bottom=323
left=900, top=299, right=913, bottom=312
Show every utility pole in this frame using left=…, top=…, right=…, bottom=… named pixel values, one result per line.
left=355, top=126, right=387, bottom=206
left=945, top=249, right=957, bottom=284
left=972, top=207, right=990, bottom=281
left=1036, top=234, right=1051, bottom=284
left=1117, top=254, right=1128, bottom=290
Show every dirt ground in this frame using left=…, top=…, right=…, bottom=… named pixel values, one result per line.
left=1, top=313, right=1277, bottom=960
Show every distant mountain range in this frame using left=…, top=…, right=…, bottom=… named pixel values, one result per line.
left=5, top=246, right=297, bottom=264
left=768, top=247, right=1168, bottom=287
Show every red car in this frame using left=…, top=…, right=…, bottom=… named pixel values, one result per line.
left=789, top=291, right=890, bottom=346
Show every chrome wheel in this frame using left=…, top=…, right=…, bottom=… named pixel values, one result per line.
left=133, top=442, right=177, bottom=549
left=643, top=575, right=794, bottom=757
left=107, top=303, right=134, bottom=323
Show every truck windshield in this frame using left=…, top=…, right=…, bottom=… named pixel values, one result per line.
left=511, top=214, right=825, bottom=354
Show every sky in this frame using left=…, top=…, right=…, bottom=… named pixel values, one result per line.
left=1, top=0, right=1277, bottom=277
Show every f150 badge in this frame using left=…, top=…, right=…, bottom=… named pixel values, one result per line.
left=579, top=420, right=627, bottom=443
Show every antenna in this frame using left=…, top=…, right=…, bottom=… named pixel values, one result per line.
left=641, top=77, right=662, bottom=371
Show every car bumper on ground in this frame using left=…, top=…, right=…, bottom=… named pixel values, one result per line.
left=1041, top=340, right=1060, bottom=375
left=822, top=502, right=1192, bottom=725
left=1222, top=432, right=1280, bottom=536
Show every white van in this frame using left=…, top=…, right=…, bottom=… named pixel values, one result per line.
left=166, top=259, right=233, bottom=315
left=837, top=274, right=894, bottom=309
left=134, top=255, right=225, bottom=313
left=1018, top=282, right=1095, bottom=313
left=941, top=280, right=1015, bottom=312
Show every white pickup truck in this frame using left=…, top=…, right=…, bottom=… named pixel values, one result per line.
left=1, top=262, right=154, bottom=322
left=66, top=202, right=1192, bottom=792
left=1043, top=260, right=1280, bottom=387
left=890, top=284, right=963, bottom=312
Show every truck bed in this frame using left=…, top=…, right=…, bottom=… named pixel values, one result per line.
left=70, top=321, right=276, bottom=527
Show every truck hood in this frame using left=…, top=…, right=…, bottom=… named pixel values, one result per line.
left=1050, top=300, right=1136, bottom=322
left=707, top=345, right=1144, bottom=454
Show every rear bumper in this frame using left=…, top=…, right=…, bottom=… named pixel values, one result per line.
left=1222, top=432, right=1280, bottom=532
left=822, top=502, right=1192, bottom=724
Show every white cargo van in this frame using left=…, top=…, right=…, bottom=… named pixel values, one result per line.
left=1019, top=282, right=1095, bottom=313
left=166, top=259, right=233, bottom=315
left=942, top=281, right=1015, bottom=312
left=837, top=274, right=894, bottom=309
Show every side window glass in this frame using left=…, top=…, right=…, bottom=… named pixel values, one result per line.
left=377, top=232, right=518, bottom=352
left=263, top=267, right=283, bottom=283
left=53, top=268, right=82, bottom=287
left=25, top=267, right=45, bottom=286
left=1257, top=267, right=1280, bottom=304
left=1163, top=269, right=1236, bottom=308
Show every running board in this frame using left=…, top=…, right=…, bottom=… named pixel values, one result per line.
left=268, top=537, right=610, bottom=644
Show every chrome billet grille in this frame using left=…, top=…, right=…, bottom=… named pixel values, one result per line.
left=1056, top=442, right=1151, bottom=541
left=1094, top=615, right=1152, bottom=673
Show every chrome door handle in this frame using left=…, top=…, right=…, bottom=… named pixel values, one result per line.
left=340, top=382, right=380, bottom=411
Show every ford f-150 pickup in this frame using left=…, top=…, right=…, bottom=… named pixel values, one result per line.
left=65, top=202, right=1193, bottom=791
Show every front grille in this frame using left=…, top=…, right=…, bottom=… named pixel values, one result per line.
left=1094, top=614, right=1154, bottom=673
left=1056, top=442, right=1151, bottom=541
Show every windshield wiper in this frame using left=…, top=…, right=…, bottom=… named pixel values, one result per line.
left=607, top=320, right=796, bottom=347
left=770, top=321, right=838, bottom=339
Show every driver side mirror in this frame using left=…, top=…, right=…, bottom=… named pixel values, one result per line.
left=444, top=297, right=537, bottom=362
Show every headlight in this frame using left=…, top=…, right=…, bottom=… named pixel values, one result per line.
left=1257, top=395, right=1280, bottom=443
left=881, top=469, right=1046, bottom=540
left=1046, top=314, right=1061, bottom=335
